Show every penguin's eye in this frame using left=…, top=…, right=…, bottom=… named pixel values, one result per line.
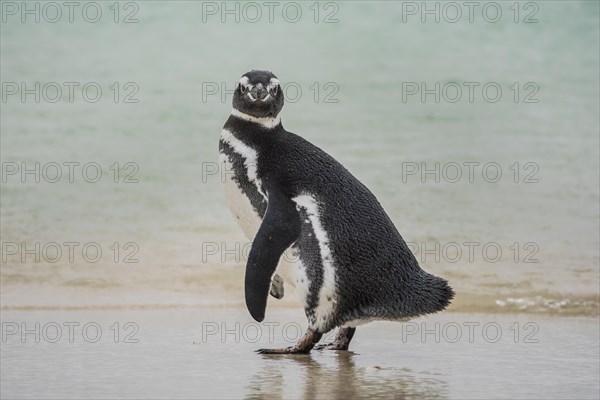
left=239, top=83, right=247, bottom=94
left=272, top=85, right=278, bottom=95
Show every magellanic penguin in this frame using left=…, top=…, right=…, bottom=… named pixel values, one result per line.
left=218, top=70, right=454, bottom=354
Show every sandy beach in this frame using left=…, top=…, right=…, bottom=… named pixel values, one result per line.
left=1, top=307, right=598, bottom=399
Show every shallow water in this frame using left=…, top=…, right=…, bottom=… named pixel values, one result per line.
left=1, top=309, right=599, bottom=399
left=1, top=3, right=599, bottom=314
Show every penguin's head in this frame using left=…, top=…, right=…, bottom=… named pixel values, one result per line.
left=233, top=70, right=284, bottom=119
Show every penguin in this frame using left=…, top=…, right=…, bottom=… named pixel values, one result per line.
left=218, top=70, right=454, bottom=354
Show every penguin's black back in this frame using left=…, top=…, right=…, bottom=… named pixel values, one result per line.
left=222, top=116, right=454, bottom=328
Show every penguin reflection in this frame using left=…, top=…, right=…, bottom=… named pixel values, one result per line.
left=245, top=352, right=448, bottom=399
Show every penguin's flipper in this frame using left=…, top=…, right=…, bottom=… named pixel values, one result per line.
left=245, top=188, right=301, bottom=322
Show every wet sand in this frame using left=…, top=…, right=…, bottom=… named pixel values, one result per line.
left=1, top=308, right=598, bottom=399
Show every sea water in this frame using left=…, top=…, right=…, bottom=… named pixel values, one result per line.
left=1, top=1, right=599, bottom=315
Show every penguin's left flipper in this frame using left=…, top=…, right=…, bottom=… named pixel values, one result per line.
left=245, top=188, right=301, bottom=322
left=269, top=274, right=285, bottom=299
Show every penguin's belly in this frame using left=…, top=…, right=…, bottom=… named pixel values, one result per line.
left=219, top=151, right=262, bottom=239
left=276, top=247, right=308, bottom=293
left=219, top=131, right=319, bottom=324
left=218, top=135, right=304, bottom=291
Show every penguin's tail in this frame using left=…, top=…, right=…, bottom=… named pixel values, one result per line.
left=409, top=272, right=455, bottom=316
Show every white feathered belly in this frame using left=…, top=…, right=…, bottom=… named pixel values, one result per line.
left=219, top=151, right=262, bottom=239
left=219, top=149, right=304, bottom=295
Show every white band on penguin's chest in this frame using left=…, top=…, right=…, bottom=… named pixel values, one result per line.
left=230, top=109, right=281, bottom=129
left=220, top=129, right=266, bottom=198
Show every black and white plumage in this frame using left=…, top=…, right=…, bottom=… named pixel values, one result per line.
left=218, top=70, right=454, bottom=353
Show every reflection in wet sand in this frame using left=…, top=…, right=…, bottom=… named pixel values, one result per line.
left=246, top=351, right=448, bottom=399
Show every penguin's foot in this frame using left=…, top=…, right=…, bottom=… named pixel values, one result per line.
left=257, top=327, right=322, bottom=355
left=315, top=327, right=356, bottom=351
left=256, top=346, right=310, bottom=354
left=314, top=342, right=348, bottom=350
left=269, top=274, right=285, bottom=299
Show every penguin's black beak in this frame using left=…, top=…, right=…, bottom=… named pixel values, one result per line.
left=250, top=83, right=268, bottom=101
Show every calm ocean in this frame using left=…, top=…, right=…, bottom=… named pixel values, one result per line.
left=1, top=1, right=599, bottom=316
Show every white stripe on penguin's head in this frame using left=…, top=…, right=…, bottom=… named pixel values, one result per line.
left=267, top=78, right=279, bottom=91
left=239, top=76, right=250, bottom=87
